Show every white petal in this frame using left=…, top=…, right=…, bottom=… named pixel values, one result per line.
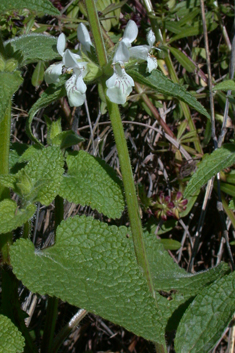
left=106, top=86, right=130, bottom=104
left=77, top=23, right=93, bottom=52
left=74, top=65, right=87, bottom=78
left=65, top=74, right=87, bottom=107
left=129, top=45, right=149, bottom=60
left=147, top=30, right=156, bottom=47
left=63, top=49, right=81, bottom=69
left=113, top=41, right=130, bottom=64
left=147, top=55, right=158, bottom=73
left=57, top=33, right=66, bottom=56
left=44, top=62, right=63, bottom=84
left=122, top=20, right=138, bottom=47
left=75, top=75, right=87, bottom=94
left=105, top=65, right=134, bottom=104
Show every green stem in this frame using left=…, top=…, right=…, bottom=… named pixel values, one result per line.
left=85, top=0, right=155, bottom=297
left=41, top=195, right=64, bottom=352
left=85, top=0, right=107, bottom=67
left=106, top=100, right=155, bottom=295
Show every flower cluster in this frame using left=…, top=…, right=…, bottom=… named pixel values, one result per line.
left=106, top=20, right=159, bottom=104
left=150, top=191, right=188, bottom=221
left=44, top=21, right=159, bottom=107
left=44, top=23, right=91, bottom=107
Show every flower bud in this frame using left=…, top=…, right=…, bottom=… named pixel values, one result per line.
left=85, top=61, right=102, bottom=82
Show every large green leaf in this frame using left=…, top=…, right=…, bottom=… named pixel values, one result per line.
left=0, top=314, right=25, bottom=353
left=175, top=271, right=235, bottom=353
left=184, top=144, right=235, bottom=198
left=0, top=0, right=59, bottom=15
left=11, top=216, right=166, bottom=344
left=0, top=199, right=36, bottom=234
left=59, top=151, right=125, bottom=219
left=5, top=35, right=58, bottom=66
left=128, top=66, right=210, bottom=119
left=10, top=216, right=228, bottom=343
left=27, top=78, right=66, bottom=144
left=0, top=71, right=23, bottom=124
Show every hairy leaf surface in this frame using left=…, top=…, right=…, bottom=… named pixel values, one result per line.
left=175, top=272, right=235, bottom=353
left=11, top=216, right=166, bottom=344
left=0, top=71, right=23, bottom=124
left=15, top=146, right=64, bottom=205
left=0, top=314, right=25, bottom=353
left=10, top=216, right=228, bottom=343
left=5, top=35, right=58, bottom=66
left=0, top=0, right=59, bottom=15
left=0, top=199, right=36, bottom=234
left=184, top=144, right=235, bottom=198
left=59, top=151, right=125, bottom=218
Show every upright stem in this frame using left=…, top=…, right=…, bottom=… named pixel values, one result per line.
left=85, top=0, right=155, bottom=297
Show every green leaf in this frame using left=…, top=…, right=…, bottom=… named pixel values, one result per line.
left=9, top=143, right=28, bottom=172
left=212, top=79, right=235, bottom=91
left=0, top=314, right=25, bottom=353
left=0, top=174, right=17, bottom=189
left=59, top=151, right=125, bottom=218
left=169, top=47, right=195, bottom=73
left=216, top=181, right=235, bottom=197
left=0, top=0, right=59, bottom=16
left=16, top=146, right=64, bottom=205
left=128, top=66, right=210, bottom=119
left=5, top=35, right=58, bottom=66
left=27, top=78, right=66, bottom=144
left=18, top=145, right=43, bottom=163
left=11, top=216, right=166, bottom=344
left=31, top=61, right=45, bottom=87
left=10, top=216, right=228, bottom=344
left=175, top=271, right=235, bottom=353
left=159, top=239, right=181, bottom=250
left=169, top=20, right=218, bottom=43
left=146, top=240, right=229, bottom=294
left=0, top=199, right=36, bottom=234
left=0, top=71, right=23, bottom=124
left=184, top=144, right=235, bottom=198
left=52, top=131, right=85, bottom=149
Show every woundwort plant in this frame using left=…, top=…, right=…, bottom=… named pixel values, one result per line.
left=1, top=0, right=235, bottom=352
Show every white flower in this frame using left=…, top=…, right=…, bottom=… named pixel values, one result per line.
left=77, top=23, right=94, bottom=53
left=63, top=50, right=88, bottom=107
left=129, top=29, right=159, bottom=73
left=106, top=64, right=134, bottom=104
left=44, top=33, right=88, bottom=107
left=44, top=33, right=66, bottom=84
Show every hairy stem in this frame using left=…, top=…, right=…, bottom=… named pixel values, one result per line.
left=85, top=0, right=155, bottom=297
